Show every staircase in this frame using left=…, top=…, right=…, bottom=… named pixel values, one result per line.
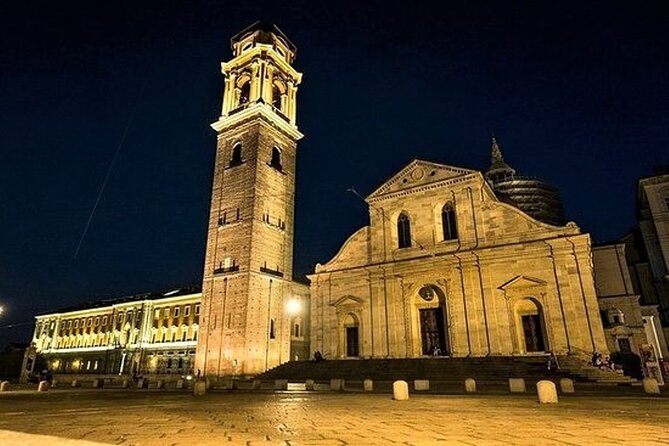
left=257, top=356, right=637, bottom=387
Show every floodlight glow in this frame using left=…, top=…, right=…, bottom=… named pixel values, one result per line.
left=286, top=299, right=301, bottom=315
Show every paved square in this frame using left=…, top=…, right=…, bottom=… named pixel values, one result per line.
left=1, top=390, right=668, bottom=445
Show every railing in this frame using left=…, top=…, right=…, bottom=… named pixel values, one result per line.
left=260, top=266, right=284, bottom=278
left=213, top=265, right=240, bottom=274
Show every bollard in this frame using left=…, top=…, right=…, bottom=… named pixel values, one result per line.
left=464, top=378, right=477, bottom=393
left=121, top=379, right=129, bottom=389
left=93, top=378, right=104, bottom=389
left=0, top=381, right=9, bottom=392
left=71, top=380, right=80, bottom=388
left=393, top=380, right=409, bottom=401
left=274, top=379, right=288, bottom=390
left=51, top=379, right=58, bottom=388
left=155, top=380, right=165, bottom=389
left=330, top=379, right=344, bottom=391
left=536, top=380, right=558, bottom=404
left=414, top=379, right=430, bottom=391
left=193, top=380, right=207, bottom=396
left=508, top=378, right=526, bottom=393
left=305, top=379, right=315, bottom=391
left=643, top=378, right=660, bottom=395
left=205, top=379, right=213, bottom=390
left=251, top=380, right=261, bottom=390
left=38, top=380, right=49, bottom=392
left=137, top=378, right=148, bottom=389
left=559, top=378, right=574, bottom=394
left=176, top=379, right=184, bottom=389
left=363, top=379, right=374, bottom=392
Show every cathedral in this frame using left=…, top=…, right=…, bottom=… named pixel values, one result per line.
left=26, top=22, right=668, bottom=384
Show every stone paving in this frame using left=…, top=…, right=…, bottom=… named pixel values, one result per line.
left=1, top=389, right=668, bottom=445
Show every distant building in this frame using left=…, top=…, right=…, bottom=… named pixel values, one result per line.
left=618, top=169, right=669, bottom=377
left=31, top=288, right=201, bottom=376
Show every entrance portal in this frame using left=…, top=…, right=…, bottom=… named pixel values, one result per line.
left=521, top=314, right=545, bottom=352
left=420, top=308, right=448, bottom=355
left=346, top=326, right=359, bottom=357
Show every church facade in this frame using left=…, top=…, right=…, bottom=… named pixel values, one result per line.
left=309, top=158, right=609, bottom=360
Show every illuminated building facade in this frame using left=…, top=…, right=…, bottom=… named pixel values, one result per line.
left=32, top=288, right=201, bottom=376
left=27, top=23, right=667, bottom=382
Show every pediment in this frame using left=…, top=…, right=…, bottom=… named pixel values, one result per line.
left=498, top=275, right=547, bottom=291
left=366, top=159, right=475, bottom=200
left=331, top=295, right=365, bottom=307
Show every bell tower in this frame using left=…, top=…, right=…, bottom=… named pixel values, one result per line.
left=195, top=22, right=303, bottom=377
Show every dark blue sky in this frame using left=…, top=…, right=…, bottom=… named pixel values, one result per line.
left=1, top=1, right=667, bottom=346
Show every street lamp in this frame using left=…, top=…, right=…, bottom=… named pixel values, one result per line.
left=0, top=305, right=4, bottom=317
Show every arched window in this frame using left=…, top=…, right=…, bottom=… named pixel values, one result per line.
left=441, top=204, right=458, bottom=240
left=270, top=147, right=282, bottom=171
left=230, top=143, right=242, bottom=166
left=272, top=84, right=282, bottom=110
left=270, top=319, right=276, bottom=339
left=397, top=212, right=412, bottom=248
left=239, top=81, right=250, bottom=105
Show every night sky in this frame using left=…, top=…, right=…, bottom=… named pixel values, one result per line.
left=1, top=1, right=667, bottom=347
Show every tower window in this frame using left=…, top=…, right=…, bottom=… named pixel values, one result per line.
left=239, top=81, right=250, bottom=105
left=397, top=212, right=412, bottom=248
left=230, top=143, right=242, bottom=167
left=270, top=147, right=282, bottom=171
left=272, top=84, right=282, bottom=111
left=441, top=204, right=458, bottom=240
left=270, top=319, right=276, bottom=339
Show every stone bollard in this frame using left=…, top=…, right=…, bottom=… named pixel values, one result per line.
left=643, top=378, right=660, bottom=395
left=193, top=380, right=207, bottom=396
left=137, top=378, right=148, bottom=389
left=121, top=379, right=129, bottom=389
left=38, top=380, right=49, bottom=392
left=93, top=378, right=104, bottom=389
left=508, top=378, right=526, bottom=393
left=0, top=381, right=10, bottom=392
left=393, top=380, right=409, bottom=401
left=274, top=379, right=288, bottom=390
left=176, top=379, right=184, bottom=389
left=559, top=378, right=574, bottom=394
left=251, top=380, right=261, bottom=390
left=536, top=380, right=558, bottom=404
left=414, top=379, right=430, bottom=391
left=155, top=380, right=165, bottom=389
left=363, top=379, right=374, bottom=392
left=71, top=380, right=80, bottom=388
left=51, top=379, right=58, bottom=388
left=305, top=379, right=315, bottom=391
left=465, top=378, right=477, bottom=393
left=330, top=379, right=344, bottom=391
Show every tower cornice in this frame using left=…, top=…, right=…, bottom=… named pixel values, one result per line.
left=211, top=103, right=303, bottom=140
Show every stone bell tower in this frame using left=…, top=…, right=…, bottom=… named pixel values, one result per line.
left=195, top=22, right=303, bottom=377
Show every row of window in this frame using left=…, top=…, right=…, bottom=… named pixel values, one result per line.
left=153, top=304, right=200, bottom=320
left=229, top=143, right=283, bottom=171
left=397, top=204, right=458, bottom=249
